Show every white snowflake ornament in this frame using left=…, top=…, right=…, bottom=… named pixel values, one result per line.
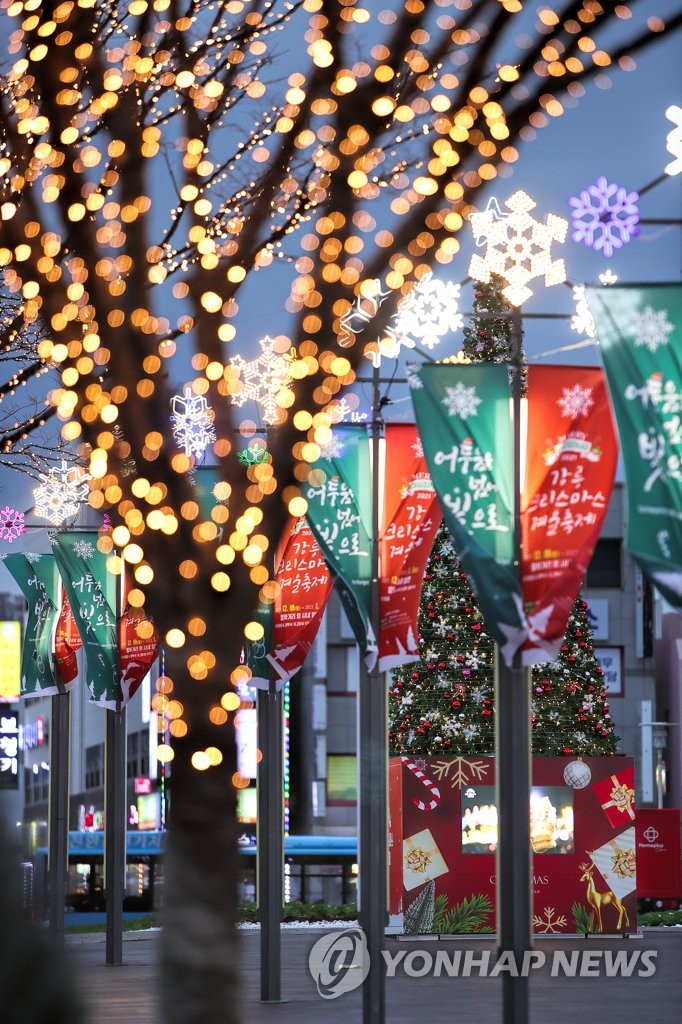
left=442, top=381, right=481, bottom=419
left=469, top=190, right=567, bottom=306
left=170, top=386, right=216, bottom=459
left=0, top=506, right=25, bottom=543
left=228, top=336, right=293, bottom=424
left=73, top=539, right=96, bottom=559
left=33, top=461, right=90, bottom=526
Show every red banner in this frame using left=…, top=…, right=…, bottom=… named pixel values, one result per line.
left=379, top=424, right=441, bottom=672
left=263, top=518, right=333, bottom=688
left=55, top=586, right=82, bottom=687
left=636, top=808, right=682, bottom=900
left=118, top=571, right=160, bottom=705
left=521, top=366, right=618, bottom=662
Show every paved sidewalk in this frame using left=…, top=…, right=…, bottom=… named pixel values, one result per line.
left=66, top=928, right=682, bottom=1024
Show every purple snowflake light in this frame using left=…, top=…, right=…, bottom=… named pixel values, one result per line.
left=568, top=177, right=639, bottom=257
left=0, top=506, right=25, bottom=542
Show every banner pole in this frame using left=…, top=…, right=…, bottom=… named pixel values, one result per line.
left=360, top=363, right=386, bottom=1024
left=47, top=688, right=69, bottom=943
left=496, top=307, right=531, bottom=1024
left=105, top=560, right=126, bottom=966
left=257, top=671, right=283, bottom=1002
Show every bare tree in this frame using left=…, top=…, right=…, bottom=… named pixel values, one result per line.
left=0, top=285, right=64, bottom=477
left=0, top=1, right=679, bottom=1020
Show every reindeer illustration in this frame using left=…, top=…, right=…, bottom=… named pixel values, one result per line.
left=578, top=861, right=629, bottom=932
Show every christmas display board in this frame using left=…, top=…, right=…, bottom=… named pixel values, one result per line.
left=635, top=808, right=681, bottom=902
left=388, top=755, right=637, bottom=935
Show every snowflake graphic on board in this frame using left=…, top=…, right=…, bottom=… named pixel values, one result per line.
left=33, top=461, right=90, bottom=526
left=469, top=190, right=567, bottom=306
left=405, top=364, right=424, bottom=390
left=0, top=506, right=25, bottom=542
left=568, top=176, right=639, bottom=257
left=228, top=336, right=293, bottom=424
left=442, top=381, right=481, bottom=419
left=25, top=552, right=42, bottom=564
left=170, top=386, right=216, bottom=459
left=557, top=384, right=594, bottom=419
left=631, top=305, right=675, bottom=353
left=411, top=437, right=424, bottom=459
left=391, top=272, right=463, bottom=351
left=73, top=540, right=96, bottom=559
left=533, top=907, right=567, bottom=933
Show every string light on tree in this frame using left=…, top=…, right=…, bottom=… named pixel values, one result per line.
left=468, top=190, right=568, bottom=306
left=227, top=336, right=294, bottom=425
left=170, top=386, right=216, bottom=460
left=33, top=461, right=90, bottom=526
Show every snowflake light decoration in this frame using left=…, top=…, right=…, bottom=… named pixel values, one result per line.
left=228, top=336, right=293, bottom=425
left=568, top=177, right=639, bottom=257
left=0, top=506, right=25, bottom=543
left=570, top=285, right=596, bottom=338
left=170, top=386, right=216, bottom=459
left=665, top=104, right=682, bottom=176
left=442, top=381, right=481, bottom=419
left=390, top=272, right=463, bottom=351
left=631, top=304, right=675, bottom=353
left=33, top=461, right=90, bottom=526
left=469, top=190, right=567, bottom=306
left=599, top=268, right=618, bottom=286
left=557, top=384, right=594, bottom=419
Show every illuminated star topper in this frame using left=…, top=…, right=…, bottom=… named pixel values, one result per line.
left=33, top=461, right=90, bottom=526
left=469, top=190, right=567, bottom=306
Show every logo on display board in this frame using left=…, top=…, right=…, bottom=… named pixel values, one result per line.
left=642, top=827, right=659, bottom=843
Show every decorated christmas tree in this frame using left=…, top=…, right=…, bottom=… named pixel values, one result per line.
left=387, top=522, right=617, bottom=757
left=388, top=275, right=618, bottom=759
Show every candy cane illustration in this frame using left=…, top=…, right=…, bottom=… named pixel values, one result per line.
left=401, top=756, right=441, bottom=811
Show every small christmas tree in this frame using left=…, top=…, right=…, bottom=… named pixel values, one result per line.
left=388, top=274, right=618, bottom=759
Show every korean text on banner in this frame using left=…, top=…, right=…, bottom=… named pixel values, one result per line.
left=305, top=425, right=377, bottom=669
left=379, top=424, right=441, bottom=672
left=408, top=363, right=522, bottom=664
left=250, top=518, right=332, bottom=690
left=3, top=553, right=66, bottom=696
left=588, top=284, right=682, bottom=605
left=521, top=365, right=618, bottom=662
left=52, top=532, right=120, bottom=708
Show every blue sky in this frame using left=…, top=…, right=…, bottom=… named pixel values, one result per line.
left=1, top=8, right=681, bottom=571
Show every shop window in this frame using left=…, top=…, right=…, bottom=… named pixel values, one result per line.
left=586, top=539, right=622, bottom=588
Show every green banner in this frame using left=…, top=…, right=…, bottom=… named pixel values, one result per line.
left=51, top=532, right=120, bottom=707
left=589, top=283, right=682, bottom=605
left=3, top=553, right=63, bottom=696
left=408, top=363, right=523, bottom=659
left=304, top=425, right=377, bottom=668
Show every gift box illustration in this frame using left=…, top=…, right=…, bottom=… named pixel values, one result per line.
left=592, top=766, right=635, bottom=828
left=403, top=827, right=449, bottom=891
